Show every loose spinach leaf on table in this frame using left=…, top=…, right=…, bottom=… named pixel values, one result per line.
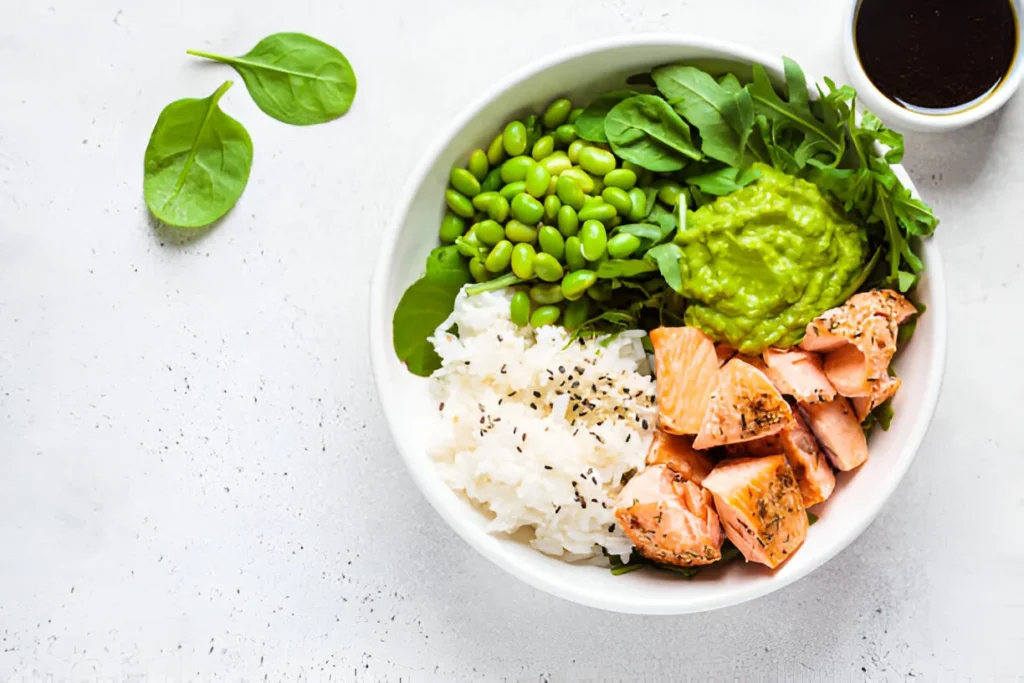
left=143, top=80, right=253, bottom=228
left=604, top=95, right=702, bottom=172
left=652, top=65, right=759, bottom=167
left=574, top=90, right=638, bottom=143
left=188, top=32, right=357, bottom=125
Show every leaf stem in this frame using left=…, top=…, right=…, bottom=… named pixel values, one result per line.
left=186, top=48, right=230, bottom=63
left=465, top=273, right=523, bottom=296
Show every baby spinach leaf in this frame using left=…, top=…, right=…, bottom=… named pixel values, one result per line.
left=188, top=33, right=357, bottom=126
left=652, top=65, right=759, bottom=167
left=425, top=245, right=472, bottom=285
left=143, top=80, right=253, bottom=228
left=645, top=204, right=677, bottom=234
left=644, top=243, right=685, bottom=293
left=685, top=165, right=762, bottom=196
left=615, top=223, right=665, bottom=242
left=575, top=90, right=638, bottom=143
left=596, top=259, right=658, bottom=279
left=605, top=95, right=702, bottom=172
left=392, top=277, right=463, bottom=377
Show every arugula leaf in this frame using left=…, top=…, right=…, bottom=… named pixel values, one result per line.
left=685, top=165, right=762, bottom=196
left=605, top=95, right=702, bottom=172
left=644, top=243, right=685, bottom=293
left=143, top=81, right=253, bottom=228
left=574, top=90, right=638, bottom=143
left=392, top=278, right=463, bottom=377
left=652, top=65, right=759, bottom=167
left=187, top=33, right=357, bottom=126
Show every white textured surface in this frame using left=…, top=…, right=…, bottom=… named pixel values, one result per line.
left=0, top=0, right=1021, bottom=680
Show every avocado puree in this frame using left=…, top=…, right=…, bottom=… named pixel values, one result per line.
left=675, top=163, right=867, bottom=354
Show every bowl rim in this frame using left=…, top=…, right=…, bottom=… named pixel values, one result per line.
left=369, top=33, right=948, bottom=614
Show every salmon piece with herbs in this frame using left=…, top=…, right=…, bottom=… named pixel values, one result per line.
left=762, top=349, right=836, bottom=405
left=614, top=464, right=724, bottom=567
left=715, top=342, right=738, bottom=367
left=800, top=397, right=869, bottom=471
left=693, top=358, right=793, bottom=450
left=646, top=431, right=715, bottom=485
left=852, top=374, right=901, bottom=422
left=800, top=289, right=916, bottom=397
left=701, top=455, right=808, bottom=568
left=725, top=414, right=835, bottom=507
left=650, top=327, right=719, bottom=435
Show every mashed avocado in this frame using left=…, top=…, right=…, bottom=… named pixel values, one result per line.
left=675, top=163, right=868, bottom=354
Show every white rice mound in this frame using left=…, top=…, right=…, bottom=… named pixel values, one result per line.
left=427, top=288, right=656, bottom=561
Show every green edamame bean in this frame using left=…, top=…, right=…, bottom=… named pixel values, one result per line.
left=578, top=147, right=617, bottom=176
left=578, top=201, right=617, bottom=223
left=475, top=219, right=506, bottom=247
left=511, top=243, right=536, bottom=279
left=552, top=124, right=577, bottom=146
left=455, top=235, right=483, bottom=259
left=510, top=290, right=531, bottom=326
left=563, top=298, right=589, bottom=330
left=505, top=219, right=538, bottom=244
left=557, top=205, right=580, bottom=237
left=607, top=233, right=641, bottom=259
left=627, top=187, right=648, bottom=221
left=503, top=120, right=528, bottom=157
left=499, top=181, right=527, bottom=201
left=487, top=134, right=506, bottom=166
left=564, top=236, right=587, bottom=271
left=533, top=252, right=565, bottom=282
left=539, top=151, right=572, bottom=176
left=590, top=176, right=604, bottom=195
left=445, top=189, right=475, bottom=218
left=468, top=150, right=489, bottom=181
left=547, top=175, right=558, bottom=196
left=488, top=195, right=509, bottom=222
left=469, top=257, right=490, bottom=283
left=561, top=269, right=596, bottom=300
left=567, top=140, right=586, bottom=164
left=525, top=164, right=552, bottom=198
left=538, top=225, right=565, bottom=261
left=511, top=193, right=544, bottom=224
left=529, top=283, right=564, bottom=305
left=556, top=175, right=586, bottom=211
left=530, top=305, right=561, bottom=328
left=562, top=167, right=595, bottom=194
left=542, top=98, right=572, bottom=129
left=485, top=240, right=514, bottom=273
left=543, top=195, right=561, bottom=222
left=532, top=135, right=555, bottom=161
left=439, top=212, right=466, bottom=243
left=481, top=168, right=503, bottom=193
left=588, top=281, right=613, bottom=301
left=604, top=168, right=637, bottom=190
left=602, top=187, right=633, bottom=215
left=501, top=156, right=535, bottom=184
left=567, top=107, right=584, bottom=124
left=471, top=191, right=500, bottom=212
left=658, top=181, right=685, bottom=207
left=580, top=220, right=607, bottom=261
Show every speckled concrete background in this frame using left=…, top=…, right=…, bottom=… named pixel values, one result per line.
left=1, top=0, right=1022, bottom=680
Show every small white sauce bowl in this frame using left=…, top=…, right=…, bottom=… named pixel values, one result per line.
left=370, top=34, right=947, bottom=614
left=843, top=0, right=1024, bottom=133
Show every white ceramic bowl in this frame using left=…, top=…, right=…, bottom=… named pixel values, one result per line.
left=369, top=35, right=947, bottom=614
left=842, top=0, right=1024, bottom=133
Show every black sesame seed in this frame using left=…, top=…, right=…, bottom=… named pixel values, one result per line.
left=641, top=419, right=649, bottom=430
left=609, top=524, right=615, bottom=532
left=533, top=391, right=541, bottom=398
left=530, top=402, right=537, bottom=410
left=558, top=366, right=566, bottom=374
left=522, top=433, right=527, bottom=442
left=500, top=364, right=507, bottom=374
left=544, top=465, right=552, bottom=470
left=438, top=402, right=445, bottom=411
left=516, top=446, right=522, bottom=453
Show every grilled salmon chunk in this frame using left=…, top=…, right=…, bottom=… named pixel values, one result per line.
left=702, top=455, right=808, bottom=568
left=646, top=431, right=715, bottom=485
left=650, top=327, right=719, bottom=435
left=762, top=349, right=836, bottom=405
left=852, top=375, right=901, bottom=422
left=614, top=465, right=724, bottom=567
left=693, top=358, right=793, bottom=450
left=800, top=397, right=869, bottom=471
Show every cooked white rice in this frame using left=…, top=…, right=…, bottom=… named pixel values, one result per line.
left=427, top=288, right=656, bottom=561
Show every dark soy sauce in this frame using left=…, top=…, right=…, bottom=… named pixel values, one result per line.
left=855, top=0, right=1018, bottom=113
